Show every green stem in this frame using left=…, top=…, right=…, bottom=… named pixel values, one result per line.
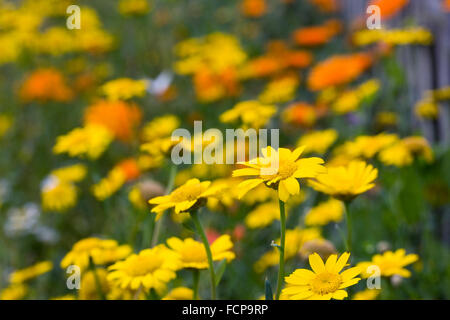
left=89, top=257, right=106, bottom=300
left=151, top=163, right=177, bottom=247
left=344, top=201, right=352, bottom=253
left=192, top=269, right=200, bottom=300
left=275, top=199, right=286, bottom=300
left=191, top=210, right=216, bottom=300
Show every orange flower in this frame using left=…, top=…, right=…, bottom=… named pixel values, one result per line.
left=282, top=102, right=317, bottom=128
left=20, top=69, right=73, bottom=103
left=308, top=0, right=339, bottom=13
left=369, top=0, right=409, bottom=19
left=307, top=53, right=372, bottom=91
left=241, top=0, right=267, bottom=18
left=293, top=20, right=341, bottom=47
left=117, top=158, right=141, bottom=181
left=193, top=67, right=240, bottom=102
left=84, top=100, right=142, bottom=142
left=443, top=0, right=450, bottom=12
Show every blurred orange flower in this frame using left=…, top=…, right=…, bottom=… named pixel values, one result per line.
left=241, top=0, right=267, bottom=18
left=369, top=0, right=409, bottom=19
left=293, top=20, right=342, bottom=47
left=117, top=158, right=141, bottom=181
left=20, top=69, right=73, bottom=103
left=282, top=102, right=317, bottom=128
left=308, top=0, right=339, bottom=12
left=307, top=53, right=372, bottom=91
left=84, top=100, right=142, bottom=142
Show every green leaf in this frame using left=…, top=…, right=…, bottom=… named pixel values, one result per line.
left=265, top=278, right=273, bottom=300
left=215, top=259, right=227, bottom=286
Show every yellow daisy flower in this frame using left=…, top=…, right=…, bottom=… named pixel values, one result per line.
left=0, top=284, right=28, bottom=300
left=352, top=289, right=380, bottom=300
left=297, top=129, right=338, bottom=155
left=233, top=146, right=325, bottom=202
left=281, top=252, right=361, bottom=300
left=304, top=198, right=344, bottom=226
left=79, top=268, right=110, bottom=300
left=9, top=261, right=53, bottom=284
left=219, top=100, right=277, bottom=129
left=149, top=178, right=220, bottom=220
left=166, top=235, right=235, bottom=269
left=309, top=160, right=378, bottom=201
left=101, top=77, right=148, bottom=101
left=61, top=237, right=132, bottom=271
left=107, top=245, right=181, bottom=293
left=357, top=249, right=419, bottom=278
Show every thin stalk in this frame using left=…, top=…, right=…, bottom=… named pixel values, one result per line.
left=89, top=257, right=106, bottom=300
left=191, top=210, right=216, bottom=300
left=275, top=199, right=286, bottom=300
left=344, top=201, right=352, bottom=253
left=192, top=269, right=200, bottom=300
left=151, top=163, right=177, bottom=247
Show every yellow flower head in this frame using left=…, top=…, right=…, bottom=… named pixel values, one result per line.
left=53, top=124, right=114, bottom=160
left=61, top=237, right=132, bottom=271
left=9, top=261, right=53, bottom=284
left=258, top=74, right=300, bottom=104
left=357, top=249, right=419, bottom=278
left=339, top=133, right=399, bottom=159
left=107, top=244, right=181, bottom=293
left=51, top=164, right=87, bottom=183
left=281, top=252, right=360, bottom=300
left=233, top=146, right=325, bottom=202
left=149, top=178, right=219, bottom=220
left=305, top=198, right=344, bottom=226
left=118, top=0, right=151, bottom=16
left=141, top=114, right=180, bottom=142
left=220, top=100, right=277, bottom=129
left=309, top=160, right=378, bottom=201
left=0, top=284, right=28, bottom=300
left=245, top=202, right=281, bottom=229
left=41, top=176, right=77, bottom=212
left=101, top=78, right=148, bottom=101
left=297, top=129, right=338, bottom=155
left=79, top=268, right=110, bottom=300
left=166, top=235, right=235, bottom=269
left=162, top=287, right=195, bottom=300
left=352, top=289, right=380, bottom=300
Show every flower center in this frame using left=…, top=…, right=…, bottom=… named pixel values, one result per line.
left=170, top=184, right=203, bottom=202
left=310, top=272, right=342, bottom=295
left=278, top=160, right=298, bottom=179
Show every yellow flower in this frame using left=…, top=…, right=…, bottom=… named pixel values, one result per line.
left=51, top=294, right=76, bottom=300
left=0, top=284, right=28, bottom=300
left=107, top=244, right=181, bottom=293
left=91, top=167, right=126, bottom=201
left=245, top=202, right=280, bottom=229
left=254, top=228, right=321, bottom=273
left=378, top=142, right=413, bottom=167
left=51, top=164, right=87, bottom=183
left=220, top=100, right=277, bottom=129
left=101, top=78, right=148, bottom=101
left=149, top=178, right=219, bottom=220
left=233, top=146, right=325, bottom=202
left=41, top=177, right=77, bottom=212
left=297, top=129, right=338, bottom=155
left=9, top=261, right=53, bottom=284
left=353, top=27, right=433, bottom=46
left=61, top=237, right=132, bottom=271
left=118, top=0, right=151, bottom=16
left=352, top=289, right=380, bottom=300
left=141, top=115, right=180, bottom=142
left=53, top=124, right=114, bottom=160
left=309, top=160, right=378, bottom=201
left=357, top=249, right=419, bottom=278
left=281, top=252, right=360, bottom=300
left=166, top=235, right=235, bottom=269
left=258, top=74, right=299, bottom=104
left=79, top=268, right=110, bottom=300
left=415, top=98, right=439, bottom=119
left=305, top=198, right=344, bottom=226
left=162, top=287, right=195, bottom=300
left=339, top=133, right=399, bottom=159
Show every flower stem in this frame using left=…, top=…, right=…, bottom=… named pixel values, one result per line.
left=191, top=210, right=216, bottom=300
left=192, top=269, right=200, bottom=300
left=89, top=256, right=106, bottom=300
left=275, top=199, right=286, bottom=300
left=151, top=163, right=177, bottom=247
left=344, top=201, right=352, bottom=253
